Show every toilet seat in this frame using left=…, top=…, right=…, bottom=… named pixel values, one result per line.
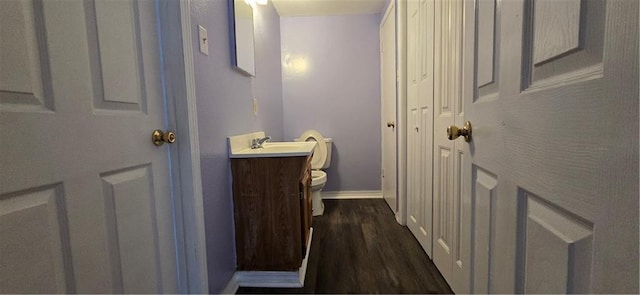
left=311, top=170, right=327, bottom=187
left=298, top=130, right=327, bottom=170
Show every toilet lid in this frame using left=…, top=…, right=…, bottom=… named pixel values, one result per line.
left=299, top=129, right=327, bottom=169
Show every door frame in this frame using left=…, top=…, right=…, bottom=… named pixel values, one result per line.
left=157, top=0, right=208, bottom=293
left=381, top=0, right=409, bottom=226
left=395, top=0, right=408, bottom=226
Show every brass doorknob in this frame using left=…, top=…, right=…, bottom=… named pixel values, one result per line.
left=447, top=121, right=472, bottom=142
left=152, top=129, right=176, bottom=146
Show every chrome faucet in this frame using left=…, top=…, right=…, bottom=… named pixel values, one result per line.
left=251, top=136, right=271, bottom=149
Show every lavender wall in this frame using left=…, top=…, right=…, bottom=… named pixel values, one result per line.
left=280, top=15, right=382, bottom=192
left=190, top=1, right=283, bottom=292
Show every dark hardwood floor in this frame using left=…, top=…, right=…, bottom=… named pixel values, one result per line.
left=237, top=199, right=453, bottom=294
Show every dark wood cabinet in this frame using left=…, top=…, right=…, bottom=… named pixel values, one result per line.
left=231, top=155, right=312, bottom=271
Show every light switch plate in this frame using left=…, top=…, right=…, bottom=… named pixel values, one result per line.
left=253, top=98, right=258, bottom=116
left=198, top=25, right=208, bottom=55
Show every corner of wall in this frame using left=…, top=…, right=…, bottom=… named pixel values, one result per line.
left=189, top=0, right=286, bottom=292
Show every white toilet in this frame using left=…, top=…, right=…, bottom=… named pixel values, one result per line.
left=298, top=130, right=332, bottom=216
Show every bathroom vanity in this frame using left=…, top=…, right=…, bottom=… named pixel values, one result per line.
left=227, top=132, right=315, bottom=287
left=230, top=154, right=312, bottom=271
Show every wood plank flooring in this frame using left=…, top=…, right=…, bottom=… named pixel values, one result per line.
left=237, top=199, right=453, bottom=294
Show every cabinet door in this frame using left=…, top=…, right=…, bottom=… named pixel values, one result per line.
left=231, top=157, right=303, bottom=271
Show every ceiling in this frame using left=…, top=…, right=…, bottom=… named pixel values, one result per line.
left=271, top=0, right=388, bottom=17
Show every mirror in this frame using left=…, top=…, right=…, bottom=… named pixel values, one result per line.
left=229, top=0, right=256, bottom=76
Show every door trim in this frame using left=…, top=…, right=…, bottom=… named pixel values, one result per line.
left=395, top=0, right=408, bottom=226
left=158, top=0, right=208, bottom=293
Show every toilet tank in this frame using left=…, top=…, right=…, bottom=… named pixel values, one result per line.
left=322, top=138, right=333, bottom=169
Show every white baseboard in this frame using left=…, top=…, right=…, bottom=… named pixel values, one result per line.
left=234, top=228, right=313, bottom=288
left=221, top=274, right=239, bottom=294
left=395, top=212, right=404, bottom=225
left=321, top=190, right=383, bottom=199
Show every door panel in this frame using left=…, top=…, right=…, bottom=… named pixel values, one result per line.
left=476, top=0, right=495, bottom=88
left=462, top=0, right=638, bottom=293
left=434, top=145, right=453, bottom=267
left=475, top=0, right=499, bottom=101
left=0, top=0, right=178, bottom=293
left=86, top=0, right=148, bottom=112
left=0, top=0, right=53, bottom=111
left=101, top=165, right=161, bottom=293
left=471, top=165, right=497, bottom=294
left=519, top=190, right=593, bottom=294
left=0, top=184, right=71, bottom=293
left=531, top=0, right=581, bottom=65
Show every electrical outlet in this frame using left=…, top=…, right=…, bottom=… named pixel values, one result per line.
left=253, top=98, right=258, bottom=116
left=198, top=25, right=208, bottom=55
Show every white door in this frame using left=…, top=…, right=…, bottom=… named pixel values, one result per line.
left=381, top=3, right=397, bottom=212
left=461, top=0, right=639, bottom=293
left=431, top=0, right=471, bottom=293
left=406, top=0, right=435, bottom=256
left=0, top=0, right=180, bottom=293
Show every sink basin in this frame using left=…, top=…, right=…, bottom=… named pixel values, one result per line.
left=230, top=141, right=316, bottom=158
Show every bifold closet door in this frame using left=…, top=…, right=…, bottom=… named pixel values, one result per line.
left=432, top=0, right=471, bottom=293
left=406, top=0, right=435, bottom=257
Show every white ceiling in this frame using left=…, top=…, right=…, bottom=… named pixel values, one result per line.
left=271, top=0, right=388, bottom=17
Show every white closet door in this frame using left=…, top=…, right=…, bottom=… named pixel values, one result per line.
left=432, top=0, right=471, bottom=293
left=406, top=0, right=435, bottom=257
